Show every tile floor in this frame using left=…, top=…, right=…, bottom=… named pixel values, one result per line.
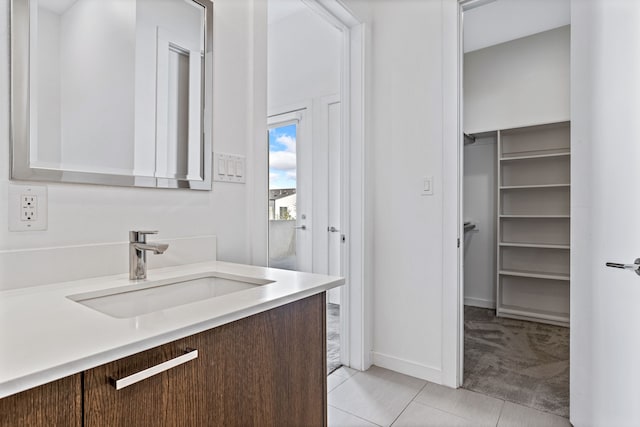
left=327, top=366, right=572, bottom=427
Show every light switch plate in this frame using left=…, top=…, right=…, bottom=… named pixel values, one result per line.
left=9, top=184, right=48, bottom=231
left=213, top=153, right=246, bottom=183
left=422, top=176, right=434, bottom=196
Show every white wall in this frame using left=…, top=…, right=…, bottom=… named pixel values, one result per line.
left=0, top=0, right=266, bottom=290
left=463, top=136, right=496, bottom=309
left=338, top=0, right=451, bottom=383
left=267, top=4, right=341, bottom=111
left=464, top=26, right=570, bottom=133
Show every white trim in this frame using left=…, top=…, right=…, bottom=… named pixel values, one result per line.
left=347, top=22, right=369, bottom=372
left=267, top=112, right=302, bottom=124
left=372, top=352, right=442, bottom=384
left=464, top=297, right=496, bottom=309
left=441, top=0, right=463, bottom=388
left=458, top=0, right=497, bottom=12
left=268, top=100, right=311, bottom=119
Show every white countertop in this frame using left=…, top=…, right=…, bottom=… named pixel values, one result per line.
left=0, top=261, right=344, bottom=399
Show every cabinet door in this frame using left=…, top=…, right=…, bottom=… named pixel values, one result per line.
left=0, top=374, right=81, bottom=427
left=210, top=293, right=327, bottom=426
left=84, top=293, right=326, bottom=427
left=84, top=331, right=209, bottom=426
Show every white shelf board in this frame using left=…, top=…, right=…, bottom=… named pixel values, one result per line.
left=499, top=242, right=570, bottom=250
left=500, top=184, right=570, bottom=190
left=500, top=215, right=570, bottom=219
left=499, top=269, right=570, bottom=281
left=497, top=306, right=569, bottom=327
left=465, top=119, right=570, bottom=136
left=500, top=152, right=570, bottom=162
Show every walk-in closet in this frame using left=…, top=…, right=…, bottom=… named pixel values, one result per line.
left=461, top=0, right=570, bottom=418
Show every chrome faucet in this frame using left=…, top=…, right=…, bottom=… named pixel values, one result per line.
left=129, top=231, right=169, bottom=280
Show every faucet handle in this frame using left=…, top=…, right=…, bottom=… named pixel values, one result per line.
left=129, top=230, right=159, bottom=243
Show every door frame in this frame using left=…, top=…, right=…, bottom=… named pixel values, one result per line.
left=299, top=0, right=369, bottom=371
left=441, top=0, right=495, bottom=388
left=261, top=0, right=370, bottom=371
left=445, top=0, right=575, bottom=388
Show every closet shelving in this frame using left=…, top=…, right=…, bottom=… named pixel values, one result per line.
left=496, top=121, right=570, bottom=327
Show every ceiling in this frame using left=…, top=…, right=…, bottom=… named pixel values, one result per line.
left=39, top=0, right=80, bottom=15
left=268, top=0, right=309, bottom=24
left=464, top=0, right=570, bottom=53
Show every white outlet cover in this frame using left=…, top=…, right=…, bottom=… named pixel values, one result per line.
left=9, top=184, right=48, bottom=231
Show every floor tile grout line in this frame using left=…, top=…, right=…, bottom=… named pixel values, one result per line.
left=327, top=370, right=363, bottom=397
left=407, top=398, right=489, bottom=425
left=328, top=404, right=384, bottom=427
left=387, top=381, right=429, bottom=426
left=495, top=399, right=506, bottom=427
left=408, top=384, right=507, bottom=426
left=328, top=372, right=351, bottom=384
left=328, top=370, right=352, bottom=381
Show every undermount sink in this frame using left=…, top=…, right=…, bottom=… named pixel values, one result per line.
left=67, top=273, right=275, bottom=318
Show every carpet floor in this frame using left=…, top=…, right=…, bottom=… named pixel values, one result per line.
left=463, top=306, right=570, bottom=418
left=327, top=303, right=341, bottom=375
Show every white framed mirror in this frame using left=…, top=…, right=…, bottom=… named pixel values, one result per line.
left=10, top=0, right=214, bottom=190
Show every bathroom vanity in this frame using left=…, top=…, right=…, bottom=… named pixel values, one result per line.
left=0, top=262, right=343, bottom=426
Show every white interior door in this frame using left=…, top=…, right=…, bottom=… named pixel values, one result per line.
left=326, top=99, right=342, bottom=304
left=571, top=1, right=640, bottom=425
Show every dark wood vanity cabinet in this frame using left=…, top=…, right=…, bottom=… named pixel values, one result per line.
left=2, top=293, right=327, bottom=427
left=0, top=374, right=82, bottom=427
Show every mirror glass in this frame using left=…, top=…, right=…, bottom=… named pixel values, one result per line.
left=11, top=0, right=213, bottom=189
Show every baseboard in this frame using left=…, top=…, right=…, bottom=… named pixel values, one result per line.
left=371, top=351, right=442, bottom=384
left=464, top=297, right=496, bottom=309
left=0, top=235, right=217, bottom=291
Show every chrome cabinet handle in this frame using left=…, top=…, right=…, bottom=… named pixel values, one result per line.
left=110, top=348, right=198, bottom=390
left=293, top=225, right=306, bottom=230
left=606, top=258, right=640, bottom=276
left=328, top=226, right=340, bottom=233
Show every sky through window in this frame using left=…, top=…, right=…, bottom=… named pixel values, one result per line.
left=268, top=124, right=297, bottom=190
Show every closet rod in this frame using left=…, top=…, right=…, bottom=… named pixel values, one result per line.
left=464, top=133, right=476, bottom=145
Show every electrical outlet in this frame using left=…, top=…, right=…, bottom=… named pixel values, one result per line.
left=9, top=185, right=48, bottom=231
left=21, top=195, right=38, bottom=221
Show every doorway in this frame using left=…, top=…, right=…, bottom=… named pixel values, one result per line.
left=267, top=0, right=346, bottom=375
left=458, top=0, right=571, bottom=418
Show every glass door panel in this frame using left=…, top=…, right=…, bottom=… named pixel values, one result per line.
left=268, top=122, right=298, bottom=270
